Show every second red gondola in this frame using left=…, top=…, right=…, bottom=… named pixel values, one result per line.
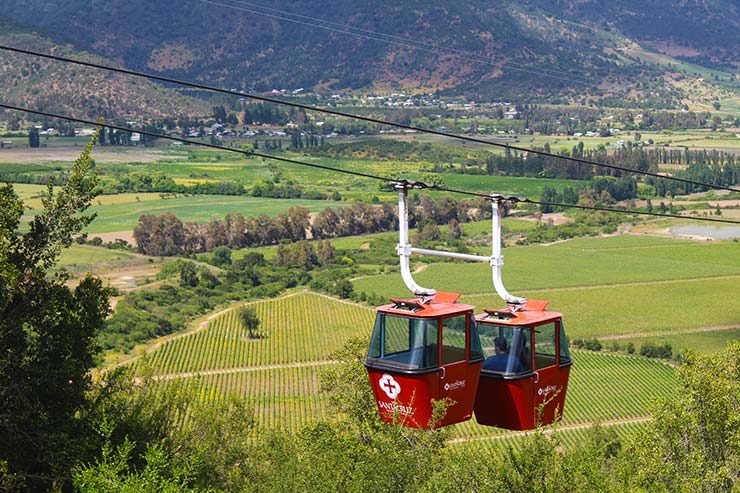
left=473, top=300, right=572, bottom=430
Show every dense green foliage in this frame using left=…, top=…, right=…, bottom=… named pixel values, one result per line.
left=0, top=137, right=112, bottom=490
left=71, top=340, right=739, bottom=492
left=102, top=257, right=311, bottom=353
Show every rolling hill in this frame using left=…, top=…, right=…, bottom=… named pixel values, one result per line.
left=0, top=17, right=206, bottom=119
left=0, top=0, right=737, bottom=110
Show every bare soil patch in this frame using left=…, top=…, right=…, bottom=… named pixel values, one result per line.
left=0, top=147, right=177, bottom=164
left=93, top=230, right=137, bottom=246
left=518, top=212, right=574, bottom=226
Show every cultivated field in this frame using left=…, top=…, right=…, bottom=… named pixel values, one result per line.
left=352, top=234, right=740, bottom=339
left=137, top=291, right=677, bottom=444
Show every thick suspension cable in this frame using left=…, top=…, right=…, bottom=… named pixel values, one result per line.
left=2, top=102, right=739, bottom=225
left=2, top=43, right=739, bottom=195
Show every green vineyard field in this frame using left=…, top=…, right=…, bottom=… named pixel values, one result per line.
left=352, top=237, right=740, bottom=296
left=146, top=292, right=374, bottom=374
left=141, top=292, right=677, bottom=441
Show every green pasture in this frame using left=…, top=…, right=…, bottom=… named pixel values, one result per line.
left=431, top=174, right=579, bottom=197
left=24, top=193, right=344, bottom=234
left=352, top=235, right=740, bottom=295
left=607, top=329, right=740, bottom=356
left=57, top=244, right=140, bottom=272
left=463, top=276, right=740, bottom=338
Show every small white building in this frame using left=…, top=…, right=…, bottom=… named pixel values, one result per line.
left=504, top=109, right=519, bottom=119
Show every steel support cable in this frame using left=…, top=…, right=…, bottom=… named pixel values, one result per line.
left=2, top=102, right=739, bottom=225
left=2, top=43, right=739, bottom=195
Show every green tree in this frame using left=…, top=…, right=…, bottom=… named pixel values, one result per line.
left=178, top=261, right=199, bottom=287
left=617, top=343, right=740, bottom=492
left=211, top=245, right=232, bottom=267
left=0, top=134, right=112, bottom=489
left=28, top=127, right=40, bottom=148
left=238, top=305, right=261, bottom=339
left=540, top=186, right=558, bottom=213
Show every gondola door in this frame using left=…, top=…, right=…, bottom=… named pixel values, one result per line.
left=532, top=320, right=568, bottom=426
left=437, top=313, right=483, bottom=426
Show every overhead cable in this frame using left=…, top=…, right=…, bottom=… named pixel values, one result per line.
left=2, top=102, right=739, bottom=226
left=1, top=43, right=738, bottom=194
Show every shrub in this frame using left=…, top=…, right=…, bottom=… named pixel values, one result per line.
left=583, top=339, right=603, bottom=352
left=639, top=342, right=672, bottom=359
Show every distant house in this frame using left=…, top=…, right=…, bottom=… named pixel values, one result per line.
left=504, top=109, right=519, bottom=119
left=131, top=133, right=141, bottom=143
left=0, top=141, right=12, bottom=149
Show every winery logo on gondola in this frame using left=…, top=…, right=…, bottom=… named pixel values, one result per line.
left=537, top=384, right=558, bottom=396
left=379, top=373, right=401, bottom=399
left=443, top=379, right=466, bottom=391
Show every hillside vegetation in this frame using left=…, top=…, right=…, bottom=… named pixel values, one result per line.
left=0, top=1, right=737, bottom=105
left=0, top=18, right=205, bottom=119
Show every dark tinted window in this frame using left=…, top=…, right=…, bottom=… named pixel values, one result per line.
left=367, top=314, right=438, bottom=369
left=479, top=324, right=531, bottom=374
left=442, top=315, right=467, bottom=364
left=535, top=323, right=557, bottom=369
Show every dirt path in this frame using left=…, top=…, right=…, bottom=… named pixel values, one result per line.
left=597, top=323, right=740, bottom=341
left=465, top=274, right=740, bottom=296
left=153, top=359, right=338, bottom=381
left=448, top=415, right=652, bottom=444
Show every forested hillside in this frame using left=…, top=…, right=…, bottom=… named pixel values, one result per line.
left=0, top=18, right=205, bottom=119
left=0, top=0, right=737, bottom=108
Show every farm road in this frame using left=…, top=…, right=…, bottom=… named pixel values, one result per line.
left=152, top=359, right=338, bottom=381
left=597, top=323, right=740, bottom=341
left=447, top=415, right=652, bottom=445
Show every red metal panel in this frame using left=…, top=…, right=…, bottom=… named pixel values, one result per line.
left=367, top=368, right=440, bottom=429
left=534, top=365, right=570, bottom=426
left=474, top=375, right=535, bottom=430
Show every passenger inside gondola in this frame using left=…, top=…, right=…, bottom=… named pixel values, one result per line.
left=480, top=327, right=532, bottom=375
left=483, top=336, right=522, bottom=372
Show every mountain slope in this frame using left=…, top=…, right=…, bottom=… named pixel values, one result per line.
left=0, top=1, right=737, bottom=107
left=0, top=18, right=206, bottom=119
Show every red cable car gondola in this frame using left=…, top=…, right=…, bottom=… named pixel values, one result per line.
left=366, top=186, right=572, bottom=430
left=473, top=301, right=572, bottom=430
left=472, top=198, right=572, bottom=430
left=365, top=182, right=485, bottom=429
left=366, top=292, right=484, bottom=429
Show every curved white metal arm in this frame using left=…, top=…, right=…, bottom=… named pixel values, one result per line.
left=397, top=186, right=436, bottom=297
left=394, top=186, right=526, bottom=304
left=491, top=199, right=527, bottom=306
